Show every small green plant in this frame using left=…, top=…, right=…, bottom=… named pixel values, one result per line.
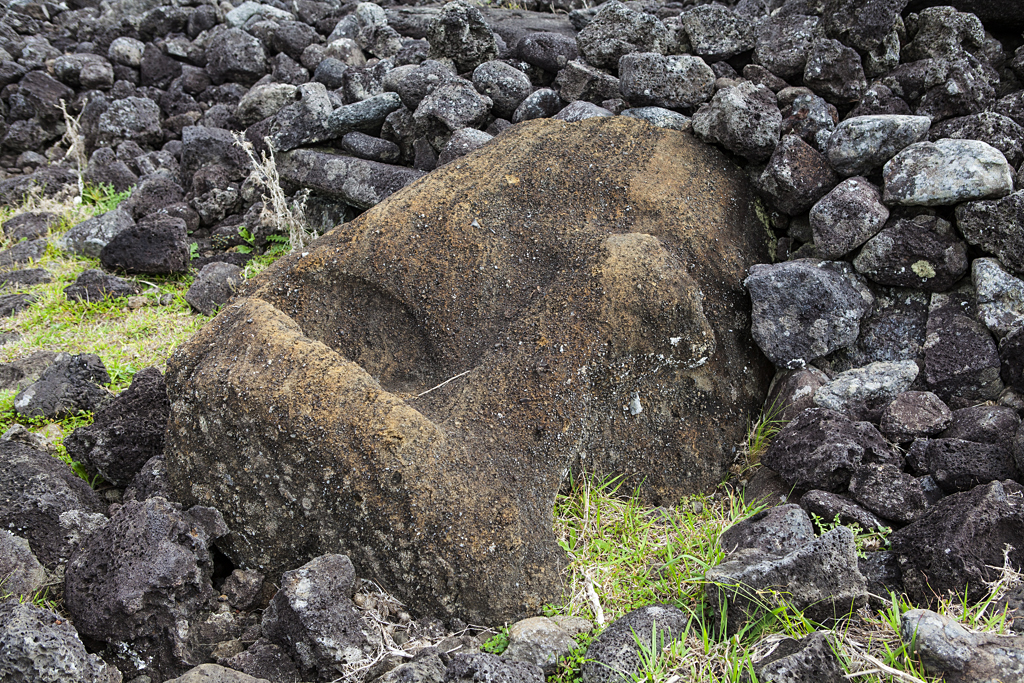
left=236, top=226, right=257, bottom=254
left=481, top=625, right=510, bottom=654
left=550, top=629, right=599, bottom=683
left=735, top=400, right=788, bottom=474
left=809, top=513, right=892, bottom=558
left=80, top=183, right=131, bottom=213
left=189, top=242, right=199, bottom=260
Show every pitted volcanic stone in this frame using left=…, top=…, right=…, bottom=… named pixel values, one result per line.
left=581, top=605, right=688, bottom=683
left=164, top=117, right=773, bottom=624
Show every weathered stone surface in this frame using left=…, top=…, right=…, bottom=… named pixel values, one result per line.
left=581, top=605, right=687, bottom=683
left=58, top=208, right=136, bottom=259
left=426, top=1, right=498, bottom=74
left=100, top=216, right=191, bottom=275
left=812, top=360, right=919, bottom=422
left=692, top=81, right=781, bottom=162
left=449, top=653, right=545, bottom=683
left=164, top=664, right=271, bottom=683
left=706, top=527, right=868, bottom=633
left=925, top=294, right=1003, bottom=405
left=825, top=115, right=931, bottom=177
left=758, top=135, right=840, bottom=215
left=679, top=4, right=754, bottom=62
left=186, top=262, right=244, bottom=316
left=974, top=258, right=1024, bottom=338
left=0, top=350, right=56, bottom=393
left=853, top=215, right=968, bottom=292
left=903, top=608, right=1024, bottom=683
left=0, top=528, right=45, bottom=598
left=810, top=177, right=888, bottom=260
left=892, top=480, right=1024, bottom=605
left=0, top=440, right=106, bottom=568
left=801, top=489, right=888, bottom=531
left=164, top=117, right=773, bottom=623
left=277, top=148, right=424, bottom=210
left=880, top=391, right=952, bottom=442
left=64, top=269, right=139, bottom=302
left=503, top=617, right=578, bottom=675
left=261, top=554, right=377, bottom=680
left=64, top=367, right=169, bottom=488
left=930, top=112, right=1024, bottom=168
left=617, top=53, right=714, bottom=110
left=745, top=259, right=873, bottom=369
left=719, top=503, right=815, bottom=557
left=747, top=631, right=845, bottom=683
left=765, top=367, right=830, bottom=422
left=803, top=38, right=867, bottom=105
left=956, top=191, right=1024, bottom=276
left=0, top=601, right=122, bottom=683
left=848, top=463, right=929, bottom=524
left=14, top=352, right=110, bottom=419
left=64, top=497, right=228, bottom=682
left=223, top=639, right=302, bottom=683
left=883, top=139, right=1014, bottom=206
left=940, top=404, right=1020, bottom=448
left=922, top=438, right=1019, bottom=493
left=763, top=407, right=901, bottom=492
left=753, top=13, right=821, bottom=80
left=576, top=1, right=669, bottom=70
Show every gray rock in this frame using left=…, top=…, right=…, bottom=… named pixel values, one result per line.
left=223, top=569, right=265, bottom=612
left=745, top=259, right=873, bottom=370
left=448, top=653, right=545, bottom=683
left=679, top=4, right=755, bottom=62
left=262, top=554, right=376, bottom=680
left=801, top=489, right=888, bottom=531
left=552, top=101, right=613, bottom=122
left=581, top=605, right=687, bottom=683
left=617, top=53, right=715, bottom=110
left=503, top=617, right=577, bottom=675
left=1, top=423, right=54, bottom=454
left=276, top=148, right=424, bottom=209
left=555, top=60, right=620, bottom=104
left=2, top=211, right=58, bottom=241
left=996, top=90, right=1024, bottom=127
left=473, top=61, right=532, bottom=120
left=810, top=177, right=888, bottom=260
left=1001, top=328, right=1024, bottom=393
left=883, top=139, right=1014, bottom=206
left=823, top=0, right=906, bottom=53
left=930, top=112, right=1024, bottom=168
left=759, top=134, right=840, bottom=215
left=516, top=32, right=578, bottom=73
left=747, top=631, right=845, bottom=683
left=93, top=96, right=163, bottom=151
left=14, top=352, right=110, bottom=419
left=813, top=360, right=919, bottom=422
left=268, top=81, right=335, bottom=151
left=437, top=128, right=493, bottom=165
left=0, top=528, right=45, bottom=598
left=692, top=81, right=781, bottom=162
left=719, top=503, right=816, bottom=557
left=341, top=132, right=401, bottom=164
left=0, top=440, right=106, bottom=568
left=825, top=115, right=931, bottom=177
left=902, top=608, right=1024, bottom=683
left=394, top=60, right=458, bottom=111
left=803, top=38, right=867, bottom=105
left=880, top=391, right=952, bottom=442
left=974, top=258, right=1024, bottom=338
left=575, top=1, right=670, bottom=71
left=237, top=83, right=298, bottom=127
left=753, top=13, right=822, bottom=80
left=763, top=407, right=901, bottom=492
left=223, top=639, right=301, bottom=683
left=0, top=601, right=122, bottom=683
left=850, top=83, right=913, bottom=117
left=64, top=497, right=227, bottom=682
left=852, top=215, right=968, bottom=292
left=765, top=367, right=831, bottom=422
left=53, top=53, right=114, bottom=90
left=892, top=480, right=1024, bottom=605
left=0, top=238, right=47, bottom=269
left=206, top=27, right=267, bottom=85
left=781, top=92, right=839, bottom=151
left=64, top=269, right=139, bottom=302
left=426, top=1, right=498, bottom=73
left=619, top=107, right=689, bottom=131
left=849, top=463, right=929, bottom=524
left=108, top=36, right=145, bottom=68
left=164, top=664, right=271, bottom=683
left=0, top=350, right=56, bottom=393
left=414, top=80, right=492, bottom=150
left=941, top=404, right=1020, bottom=448
left=121, top=174, right=186, bottom=221
left=185, top=263, right=243, bottom=316
left=0, top=268, right=51, bottom=289
left=956, top=191, right=1024, bottom=276
left=706, top=527, right=868, bottom=634
left=0, top=292, right=34, bottom=318
left=512, top=88, right=563, bottom=123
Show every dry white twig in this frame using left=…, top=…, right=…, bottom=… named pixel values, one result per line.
left=57, top=99, right=87, bottom=201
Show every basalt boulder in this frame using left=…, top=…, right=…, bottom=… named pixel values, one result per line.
left=164, top=117, right=773, bottom=624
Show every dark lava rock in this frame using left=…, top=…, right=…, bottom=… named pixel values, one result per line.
left=516, top=32, right=578, bottom=73
left=765, top=366, right=830, bottom=422
left=262, top=554, right=377, bottom=681
left=758, top=134, right=840, bottom=215
left=0, top=440, right=106, bottom=568
left=706, top=527, right=868, bottom=634
left=801, top=489, right=888, bottom=531
left=753, top=13, right=821, bottom=80
left=848, top=463, right=929, bottom=524
left=692, top=81, right=781, bottom=162
left=859, top=550, right=903, bottom=602
left=185, top=262, right=244, bottom=316
left=762, top=407, right=902, bottom=492
left=223, top=639, right=302, bottom=683
left=163, top=117, right=774, bottom=624
left=680, top=4, right=754, bottom=63
left=929, top=112, right=1024, bottom=168
left=812, top=360, right=919, bottom=423
left=121, top=174, right=185, bottom=221
left=940, top=404, right=1020, bottom=447
left=512, top=88, right=563, bottom=123
left=426, top=0, right=498, bottom=74
left=100, top=215, right=191, bottom=275
left=64, top=497, right=227, bottom=682
left=880, top=391, right=953, bottom=442
left=64, top=269, right=139, bottom=302
left=64, top=367, right=169, bottom=488
left=58, top=208, right=136, bottom=259
left=0, top=528, right=46, bottom=599
left=719, top=503, right=815, bottom=557
left=276, top=148, right=425, bottom=210
left=1001, top=326, right=1024, bottom=391
left=956, top=191, right=1024, bottom=276
left=0, top=601, right=122, bottom=683
left=810, top=177, right=888, bottom=260
left=745, top=259, right=873, bottom=370
left=746, top=631, right=844, bottom=683
left=0, top=350, right=56, bottom=392
left=206, top=27, right=268, bottom=85
left=0, top=267, right=51, bottom=289
left=803, top=38, right=867, bottom=105
left=617, top=53, right=715, bottom=111
left=0, top=238, right=47, bottom=269
left=472, top=61, right=532, bottom=120
left=853, top=215, right=968, bottom=292
left=2, top=211, right=58, bottom=241
left=581, top=605, right=687, bottom=683
left=891, top=480, right=1024, bottom=606
left=0, top=292, right=34, bottom=318
left=924, top=296, right=1003, bottom=405
left=14, top=352, right=110, bottom=419
left=902, top=608, right=1024, bottom=683
left=922, top=438, right=1019, bottom=493
left=575, top=1, right=670, bottom=71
